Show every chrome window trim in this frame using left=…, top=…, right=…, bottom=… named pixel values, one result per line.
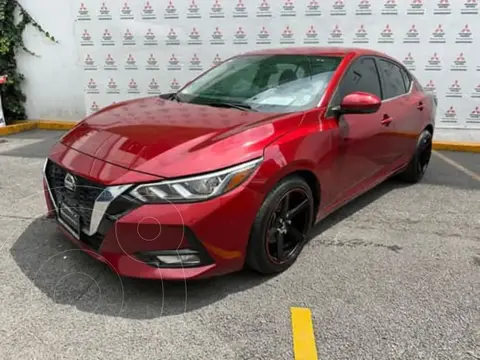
left=43, top=158, right=132, bottom=237
left=376, top=56, right=414, bottom=103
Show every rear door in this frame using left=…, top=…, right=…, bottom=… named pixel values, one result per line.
left=375, top=57, right=421, bottom=165
left=326, top=56, right=389, bottom=199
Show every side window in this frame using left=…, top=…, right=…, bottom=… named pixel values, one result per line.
left=377, top=59, right=408, bottom=99
left=400, top=67, right=411, bottom=92
left=330, top=57, right=382, bottom=107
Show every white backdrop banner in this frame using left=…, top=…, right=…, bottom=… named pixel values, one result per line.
left=74, top=0, right=480, bottom=129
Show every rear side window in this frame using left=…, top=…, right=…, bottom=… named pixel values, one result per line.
left=400, top=67, right=412, bottom=92
left=331, top=57, right=382, bottom=107
left=377, top=59, right=408, bottom=99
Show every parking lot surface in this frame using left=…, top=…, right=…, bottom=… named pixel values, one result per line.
left=0, top=130, right=479, bottom=360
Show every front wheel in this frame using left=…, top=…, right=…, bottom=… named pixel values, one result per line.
left=246, top=176, right=314, bottom=275
left=398, top=129, right=432, bottom=183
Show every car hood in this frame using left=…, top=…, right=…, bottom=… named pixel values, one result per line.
left=61, top=97, right=303, bottom=178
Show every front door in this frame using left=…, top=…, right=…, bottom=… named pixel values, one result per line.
left=326, top=56, right=387, bottom=201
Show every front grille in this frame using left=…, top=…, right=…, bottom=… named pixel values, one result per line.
left=46, top=160, right=105, bottom=230
left=45, top=159, right=140, bottom=252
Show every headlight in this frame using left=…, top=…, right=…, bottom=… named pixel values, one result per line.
left=130, top=158, right=262, bottom=203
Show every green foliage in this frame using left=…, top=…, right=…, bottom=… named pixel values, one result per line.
left=0, top=0, right=57, bottom=123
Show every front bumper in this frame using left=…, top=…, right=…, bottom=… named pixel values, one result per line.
left=42, top=152, right=263, bottom=280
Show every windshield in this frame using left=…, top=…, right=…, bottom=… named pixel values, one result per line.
left=177, top=54, right=343, bottom=113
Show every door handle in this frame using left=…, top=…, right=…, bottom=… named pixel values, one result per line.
left=417, top=101, right=424, bottom=111
left=381, top=116, right=393, bottom=126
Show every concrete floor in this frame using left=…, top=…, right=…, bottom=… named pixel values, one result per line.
left=0, top=130, right=479, bottom=360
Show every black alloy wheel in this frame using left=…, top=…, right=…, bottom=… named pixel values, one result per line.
left=265, top=189, right=311, bottom=264
left=246, top=176, right=314, bottom=275
left=399, top=129, right=433, bottom=183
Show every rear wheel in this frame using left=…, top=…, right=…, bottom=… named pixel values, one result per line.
left=399, top=129, right=432, bottom=183
left=246, top=176, right=314, bottom=275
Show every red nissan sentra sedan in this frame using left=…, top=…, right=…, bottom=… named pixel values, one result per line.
left=43, top=47, right=436, bottom=280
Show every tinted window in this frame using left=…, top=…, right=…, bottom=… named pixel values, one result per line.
left=331, top=57, right=382, bottom=107
left=400, top=67, right=411, bottom=92
left=377, top=59, right=408, bottom=99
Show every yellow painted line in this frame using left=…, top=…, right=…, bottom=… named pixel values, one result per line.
left=433, top=150, right=480, bottom=182
left=0, top=121, right=37, bottom=136
left=433, top=141, right=480, bottom=153
left=291, top=307, right=318, bottom=360
left=36, top=120, right=76, bottom=130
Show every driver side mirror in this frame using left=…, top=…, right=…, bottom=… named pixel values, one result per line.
left=332, top=91, right=381, bottom=116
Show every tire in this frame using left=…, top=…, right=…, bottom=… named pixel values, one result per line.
left=398, top=129, right=433, bottom=183
left=246, top=176, right=314, bottom=275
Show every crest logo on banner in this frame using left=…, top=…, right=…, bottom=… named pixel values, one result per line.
left=353, top=25, right=369, bottom=44
left=403, top=25, right=420, bottom=43
left=434, top=0, right=451, bottom=15
left=104, top=54, right=118, bottom=70
left=189, top=54, right=203, bottom=71
left=187, top=0, right=201, bottom=18
left=461, top=0, right=478, bottom=14
left=280, top=26, right=295, bottom=44
left=142, top=1, right=157, bottom=20
left=424, top=80, right=436, bottom=94
left=210, top=0, right=225, bottom=18
left=402, top=52, right=416, bottom=71
left=127, top=79, right=141, bottom=94
left=256, top=26, right=271, bottom=44
left=123, top=29, right=136, bottom=46
left=170, top=78, right=181, bottom=91
left=233, top=0, right=248, bottom=18
left=101, top=29, right=115, bottom=46
left=84, top=54, right=97, bottom=70
left=456, top=25, right=473, bottom=44
left=331, top=0, right=346, bottom=16
left=356, top=0, right=372, bottom=15
left=304, top=25, right=319, bottom=44
left=125, top=54, right=138, bottom=70
left=144, top=28, right=158, bottom=46
left=281, top=0, right=296, bottom=16
left=165, top=0, right=179, bottom=19
left=429, top=24, right=446, bottom=43
left=381, top=0, right=398, bottom=15
left=165, top=28, right=180, bottom=45
left=446, top=80, right=463, bottom=98
left=425, top=52, right=442, bottom=71
left=378, top=24, right=394, bottom=43
left=86, top=78, right=99, bottom=94
left=146, top=54, right=159, bottom=70
left=441, top=106, right=457, bottom=124
left=233, top=26, right=248, bottom=44
left=328, top=25, right=344, bottom=44
left=305, top=0, right=321, bottom=16
left=77, top=3, right=91, bottom=20
left=167, top=54, right=181, bottom=71
left=472, top=84, right=480, bottom=98
left=467, top=106, right=480, bottom=124
left=90, top=102, right=100, bottom=113
left=451, top=53, right=467, bottom=71
left=188, top=27, right=202, bottom=45
left=407, top=0, right=425, bottom=15
left=147, top=79, right=161, bottom=95
left=120, top=2, right=134, bottom=20
left=212, top=54, right=223, bottom=66
left=80, top=29, right=93, bottom=46
left=106, top=78, right=120, bottom=94
left=98, top=2, right=112, bottom=20
left=257, top=0, right=272, bottom=17
left=210, top=27, right=225, bottom=45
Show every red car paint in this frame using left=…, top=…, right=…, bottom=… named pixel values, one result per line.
left=44, top=47, right=435, bottom=280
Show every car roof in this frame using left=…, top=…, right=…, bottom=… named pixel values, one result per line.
left=241, top=46, right=389, bottom=58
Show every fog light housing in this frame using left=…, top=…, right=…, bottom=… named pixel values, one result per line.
left=156, top=253, right=200, bottom=266
left=136, top=249, right=203, bottom=268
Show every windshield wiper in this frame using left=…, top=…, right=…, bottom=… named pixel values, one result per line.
left=205, top=101, right=257, bottom=112
left=169, top=92, right=185, bottom=102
